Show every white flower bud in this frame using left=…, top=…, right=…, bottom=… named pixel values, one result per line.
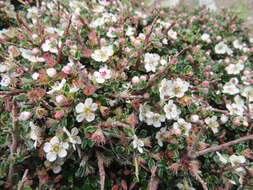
left=190, top=115, right=199, bottom=123
left=220, top=114, right=228, bottom=124
left=46, top=68, right=57, bottom=77
left=18, top=111, right=32, bottom=121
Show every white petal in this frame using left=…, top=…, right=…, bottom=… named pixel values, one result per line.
left=58, top=149, right=67, bottom=158
left=43, top=143, right=52, bottom=153
left=85, top=113, right=95, bottom=122
left=50, top=136, right=59, bottom=145
left=90, top=103, right=98, bottom=111
left=47, top=152, right=57, bottom=162
left=76, top=114, right=85, bottom=122
left=53, top=166, right=62, bottom=174
left=75, top=103, right=84, bottom=113
left=71, top=127, right=79, bottom=136
left=85, top=98, right=93, bottom=106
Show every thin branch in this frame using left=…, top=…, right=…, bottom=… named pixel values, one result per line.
left=134, top=15, right=159, bottom=70
left=191, top=170, right=208, bottom=190
left=96, top=151, right=105, bottom=190
left=192, top=134, right=253, bottom=158
left=7, top=98, right=19, bottom=187
left=96, top=121, right=133, bottom=129
left=112, top=94, right=143, bottom=99
left=17, top=169, right=29, bottom=190
left=188, top=127, right=206, bottom=158
left=0, top=89, right=26, bottom=96
left=57, top=15, right=72, bottom=64
left=133, top=47, right=190, bottom=95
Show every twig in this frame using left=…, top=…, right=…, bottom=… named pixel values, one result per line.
left=192, top=134, right=253, bottom=158
left=191, top=170, right=208, bottom=190
left=112, top=94, right=143, bottom=99
left=96, top=151, right=105, bottom=190
left=0, top=89, right=26, bottom=96
left=133, top=47, right=190, bottom=95
left=96, top=121, right=133, bottom=129
left=188, top=127, right=206, bottom=158
left=134, top=15, right=159, bottom=70
left=17, top=169, right=29, bottom=190
left=7, top=98, right=19, bottom=187
left=57, top=15, right=72, bottom=64
left=148, top=166, right=159, bottom=190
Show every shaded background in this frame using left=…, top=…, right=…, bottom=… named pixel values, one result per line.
left=146, top=0, right=253, bottom=27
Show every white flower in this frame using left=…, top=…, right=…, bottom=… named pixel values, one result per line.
left=93, top=66, right=111, bottom=83
left=159, top=79, right=173, bottom=100
left=44, top=159, right=64, bottom=174
left=163, top=100, right=181, bottom=120
left=201, top=33, right=211, bottom=42
left=241, top=86, right=253, bottom=102
left=75, top=98, right=98, bottom=122
left=0, top=75, right=11, bottom=87
left=167, top=78, right=189, bottom=98
left=126, top=26, right=135, bottom=36
left=146, top=112, right=166, bottom=128
left=156, top=127, right=170, bottom=147
left=144, top=53, right=160, bottom=72
left=46, top=68, right=57, bottom=77
left=69, top=86, right=80, bottom=93
left=234, top=95, right=245, bottom=106
left=43, top=136, right=69, bottom=162
left=133, top=135, right=144, bottom=153
left=27, top=7, right=39, bottom=19
left=226, top=103, right=245, bottom=116
left=215, top=41, right=232, bottom=55
left=32, top=72, right=40, bottom=80
left=29, top=122, right=43, bottom=147
left=0, top=63, right=8, bottom=73
left=93, top=5, right=105, bottom=13
left=139, top=103, right=151, bottom=121
left=106, top=27, right=116, bottom=38
left=205, top=116, right=219, bottom=134
left=89, top=17, right=106, bottom=28
left=167, top=29, right=177, bottom=40
left=20, top=48, right=45, bottom=62
left=225, top=63, right=244, bottom=75
left=63, top=127, right=81, bottom=150
left=233, top=40, right=246, bottom=50
left=47, top=79, right=66, bottom=95
left=229, top=155, right=246, bottom=173
left=91, top=46, right=114, bottom=62
left=41, top=39, right=59, bottom=54
left=173, top=118, right=192, bottom=136
left=222, top=82, right=239, bottom=95
left=216, top=152, right=228, bottom=164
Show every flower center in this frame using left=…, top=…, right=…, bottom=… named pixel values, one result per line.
left=173, top=87, right=181, bottom=94
left=52, top=144, right=60, bottom=153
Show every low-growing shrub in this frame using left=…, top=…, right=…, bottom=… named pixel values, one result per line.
left=0, top=0, right=253, bottom=189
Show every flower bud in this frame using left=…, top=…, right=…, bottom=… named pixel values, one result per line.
left=46, top=68, right=57, bottom=77
left=56, top=95, right=67, bottom=105
left=190, top=115, right=199, bottom=123
left=131, top=76, right=140, bottom=84
left=62, top=65, right=72, bottom=74
left=54, top=110, right=64, bottom=119
left=18, top=111, right=32, bottom=121
left=220, top=114, right=228, bottom=124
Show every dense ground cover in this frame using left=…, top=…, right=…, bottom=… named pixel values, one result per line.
left=0, top=0, right=253, bottom=189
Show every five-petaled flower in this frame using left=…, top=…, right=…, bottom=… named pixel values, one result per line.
left=75, top=98, right=98, bottom=122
